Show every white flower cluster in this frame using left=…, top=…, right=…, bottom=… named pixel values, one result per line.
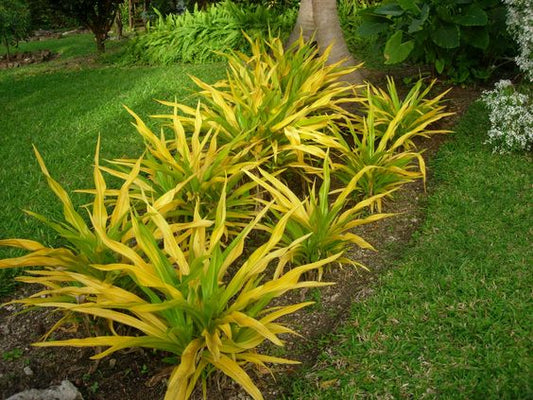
left=503, top=0, right=533, bottom=81
left=482, top=80, right=533, bottom=153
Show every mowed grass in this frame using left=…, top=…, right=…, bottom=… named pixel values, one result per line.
left=1, top=33, right=99, bottom=59
left=0, top=35, right=225, bottom=294
left=286, top=101, right=533, bottom=399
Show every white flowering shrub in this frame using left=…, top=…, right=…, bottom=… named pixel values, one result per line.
left=503, top=0, right=533, bottom=80
left=482, top=80, right=533, bottom=154
left=482, top=1, right=532, bottom=154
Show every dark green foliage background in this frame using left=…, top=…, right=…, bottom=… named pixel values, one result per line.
left=357, top=0, right=517, bottom=82
left=122, top=1, right=296, bottom=65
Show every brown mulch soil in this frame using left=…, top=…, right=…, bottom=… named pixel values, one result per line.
left=0, top=50, right=58, bottom=69
left=0, top=73, right=482, bottom=400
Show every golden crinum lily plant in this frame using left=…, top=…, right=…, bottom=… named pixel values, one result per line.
left=332, top=104, right=427, bottom=213
left=246, top=155, right=394, bottom=279
left=0, top=147, right=336, bottom=400
left=154, top=34, right=361, bottom=174
left=96, top=103, right=260, bottom=241
left=351, top=77, right=454, bottom=148
left=331, top=79, right=453, bottom=213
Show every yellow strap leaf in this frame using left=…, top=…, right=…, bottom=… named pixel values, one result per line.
left=0, top=239, right=45, bottom=251
left=207, top=354, right=264, bottom=400
left=166, top=339, right=204, bottom=400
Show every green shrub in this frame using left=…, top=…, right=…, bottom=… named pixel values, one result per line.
left=358, top=0, right=516, bottom=82
left=123, top=1, right=297, bottom=65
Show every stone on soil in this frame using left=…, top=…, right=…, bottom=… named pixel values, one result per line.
left=6, top=380, right=83, bottom=400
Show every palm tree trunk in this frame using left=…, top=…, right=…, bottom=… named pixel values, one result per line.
left=286, top=0, right=364, bottom=85
left=286, top=0, right=315, bottom=46
left=313, top=0, right=363, bottom=84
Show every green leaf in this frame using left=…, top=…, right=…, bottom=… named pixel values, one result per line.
left=384, top=31, right=415, bottom=64
left=435, top=6, right=454, bottom=23
left=472, top=67, right=491, bottom=80
left=397, top=0, right=420, bottom=13
left=435, top=58, right=445, bottom=74
left=408, top=3, right=429, bottom=33
left=452, top=4, right=488, bottom=26
left=408, top=17, right=424, bottom=33
left=462, top=26, right=489, bottom=50
left=431, top=23, right=460, bottom=49
left=374, top=4, right=405, bottom=16
left=358, top=20, right=389, bottom=36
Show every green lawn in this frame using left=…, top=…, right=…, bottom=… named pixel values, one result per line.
left=0, top=33, right=97, bottom=59
left=0, top=35, right=225, bottom=293
left=286, top=101, right=533, bottom=399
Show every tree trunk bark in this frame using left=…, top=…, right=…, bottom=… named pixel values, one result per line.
left=197, top=0, right=210, bottom=10
left=142, top=0, right=148, bottom=25
left=286, top=0, right=364, bottom=85
left=313, top=0, right=363, bottom=84
left=3, top=36, right=10, bottom=62
left=286, top=0, right=315, bottom=46
left=95, top=32, right=106, bottom=53
left=128, top=0, right=134, bottom=30
left=116, top=7, right=123, bottom=39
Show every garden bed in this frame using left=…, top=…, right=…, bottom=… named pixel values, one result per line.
left=0, top=49, right=58, bottom=69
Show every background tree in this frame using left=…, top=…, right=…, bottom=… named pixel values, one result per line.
left=48, top=0, right=122, bottom=52
left=287, top=0, right=364, bottom=84
left=115, top=5, right=123, bottom=39
left=26, top=0, right=73, bottom=30
left=0, top=0, right=30, bottom=61
left=150, top=0, right=186, bottom=13
left=26, top=0, right=53, bottom=29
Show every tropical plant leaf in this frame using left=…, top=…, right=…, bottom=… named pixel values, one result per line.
left=384, top=31, right=415, bottom=64
left=452, top=4, right=488, bottom=26
left=431, top=22, right=460, bottom=49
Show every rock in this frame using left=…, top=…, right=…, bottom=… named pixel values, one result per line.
left=6, top=380, right=83, bottom=400
left=40, top=50, right=52, bottom=61
left=23, top=366, right=33, bottom=376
